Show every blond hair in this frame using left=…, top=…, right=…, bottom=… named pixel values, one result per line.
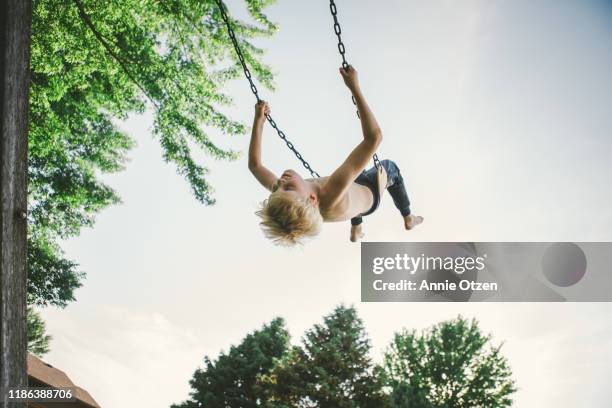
left=256, top=191, right=323, bottom=246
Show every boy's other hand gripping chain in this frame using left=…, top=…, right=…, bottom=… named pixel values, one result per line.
left=339, top=65, right=359, bottom=91
left=254, top=100, right=270, bottom=121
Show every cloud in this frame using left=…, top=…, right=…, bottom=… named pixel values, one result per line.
left=40, top=306, right=205, bottom=408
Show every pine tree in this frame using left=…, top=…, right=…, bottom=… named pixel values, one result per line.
left=260, top=305, right=389, bottom=408
left=172, top=318, right=289, bottom=408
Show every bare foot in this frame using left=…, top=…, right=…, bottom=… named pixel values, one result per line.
left=404, top=215, right=424, bottom=230
left=350, top=224, right=365, bottom=242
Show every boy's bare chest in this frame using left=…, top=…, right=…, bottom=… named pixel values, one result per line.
left=320, top=182, right=374, bottom=222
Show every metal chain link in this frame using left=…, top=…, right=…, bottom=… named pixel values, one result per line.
left=214, top=0, right=320, bottom=178
left=329, top=0, right=381, bottom=169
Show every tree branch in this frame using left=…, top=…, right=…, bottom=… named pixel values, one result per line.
left=72, top=0, right=158, bottom=109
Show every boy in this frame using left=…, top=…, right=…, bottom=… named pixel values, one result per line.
left=248, top=65, right=423, bottom=245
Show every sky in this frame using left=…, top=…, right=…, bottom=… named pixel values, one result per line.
left=39, top=0, right=612, bottom=407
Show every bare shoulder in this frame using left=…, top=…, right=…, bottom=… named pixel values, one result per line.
left=315, top=177, right=343, bottom=208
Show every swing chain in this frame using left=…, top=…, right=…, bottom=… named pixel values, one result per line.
left=329, top=1, right=349, bottom=70
left=215, top=0, right=320, bottom=178
left=329, top=0, right=381, bottom=170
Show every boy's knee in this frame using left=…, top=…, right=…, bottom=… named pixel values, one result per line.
left=381, top=160, right=402, bottom=184
left=387, top=159, right=400, bottom=171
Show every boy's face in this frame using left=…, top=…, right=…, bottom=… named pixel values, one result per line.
left=272, top=169, right=311, bottom=200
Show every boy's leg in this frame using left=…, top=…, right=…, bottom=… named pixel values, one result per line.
left=350, top=216, right=364, bottom=242
left=381, top=160, right=411, bottom=217
left=382, top=160, right=423, bottom=229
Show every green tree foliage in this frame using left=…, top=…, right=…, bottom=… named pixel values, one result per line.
left=29, top=0, right=278, bottom=307
left=259, top=305, right=389, bottom=408
left=175, top=309, right=518, bottom=407
left=382, top=316, right=516, bottom=408
left=172, top=318, right=290, bottom=408
left=27, top=307, right=52, bottom=357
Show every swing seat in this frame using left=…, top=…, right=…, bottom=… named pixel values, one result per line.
left=376, top=163, right=388, bottom=197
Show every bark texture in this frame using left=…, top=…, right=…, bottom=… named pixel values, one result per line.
left=1, top=0, right=32, bottom=406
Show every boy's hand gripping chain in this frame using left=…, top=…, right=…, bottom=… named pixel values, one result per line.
left=329, top=0, right=381, bottom=170
left=215, top=0, right=320, bottom=178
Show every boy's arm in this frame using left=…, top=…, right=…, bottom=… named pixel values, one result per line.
left=322, top=66, right=382, bottom=205
left=248, top=101, right=278, bottom=192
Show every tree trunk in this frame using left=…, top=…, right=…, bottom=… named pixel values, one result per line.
left=1, top=0, right=31, bottom=406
